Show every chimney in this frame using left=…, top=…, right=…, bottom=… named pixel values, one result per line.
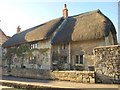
left=63, top=4, right=68, bottom=18
left=16, top=25, right=21, bottom=33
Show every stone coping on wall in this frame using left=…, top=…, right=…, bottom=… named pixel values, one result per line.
left=52, top=70, right=94, bottom=73
left=94, top=45, right=120, bottom=49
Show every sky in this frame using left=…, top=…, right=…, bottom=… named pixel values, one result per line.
left=0, top=0, right=119, bottom=42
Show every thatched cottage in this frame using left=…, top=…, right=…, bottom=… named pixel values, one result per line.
left=2, top=4, right=117, bottom=71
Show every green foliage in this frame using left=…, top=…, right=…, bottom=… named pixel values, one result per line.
left=4, top=47, right=16, bottom=60
left=4, top=44, right=49, bottom=60
left=75, top=64, right=84, bottom=71
left=4, top=44, right=31, bottom=60
left=31, top=48, right=49, bottom=53
left=16, top=44, right=30, bottom=57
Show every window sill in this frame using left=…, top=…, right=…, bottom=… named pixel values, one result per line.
left=75, top=64, right=84, bottom=66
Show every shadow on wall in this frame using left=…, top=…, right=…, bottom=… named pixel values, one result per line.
left=2, top=68, right=52, bottom=83
left=95, top=73, right=120, bottom=84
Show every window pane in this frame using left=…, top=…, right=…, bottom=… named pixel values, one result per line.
left=80, top=55, right=83, bottom=64
left=64, top=56, right=67, bottom=63
left=76, top=55, right=79, bottom=64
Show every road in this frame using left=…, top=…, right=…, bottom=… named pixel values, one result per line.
left=1, top=76, right=120, bottom=90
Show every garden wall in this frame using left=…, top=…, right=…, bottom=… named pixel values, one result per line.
left=94, top=45, right=120, bottom=84
left=2, top=68, right=95, bottom=83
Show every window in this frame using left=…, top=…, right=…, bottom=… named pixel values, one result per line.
left=75, top=55, right=84, bottom=64
left=61, top=56, right=67, bottom=63
left=61, top=44, right=66, bottom=49
left=64, top=56, right=67, bottom=63
left=30, top=42, right=38, bottom=49
left=80, top=55, right=83, bottom=64
left=63, top=44, right=66, bottom=49
left=29, top=56, right=36, bottom=64
left=76, top=55, right=79, bottom=64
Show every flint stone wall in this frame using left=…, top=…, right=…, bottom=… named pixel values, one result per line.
left=94, top=45, right=120, bottom=84
left=2, top=68, right=95, bottom=83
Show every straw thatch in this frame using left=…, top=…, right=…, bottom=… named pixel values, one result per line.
left=71, top=9, right=116, bottom=41
left=2, top=24, right=43, bottom=47
left=25, top=18, right=63, bottom=42
left=2, top=9, right=117, bottom=47
left=51, top=17, right=76, bottom=44
left=3, top=18, right=62, bottom=47
left=51, top=9, right=116, bottom=44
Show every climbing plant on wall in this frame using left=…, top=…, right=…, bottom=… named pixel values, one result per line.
left=3, top=44, right=33, bottom=68
left=3, top=43, right=50, bottom=69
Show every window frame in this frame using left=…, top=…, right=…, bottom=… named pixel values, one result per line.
left=76, top=55, right=79, bottom=64
left=80, top=55, right=84, bottom=64
left=75, top=54, right=84, bottom=64
left=30, top=42, right=38, bottom=49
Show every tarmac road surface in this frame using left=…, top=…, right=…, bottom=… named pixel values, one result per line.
left=1, top=75, right=120, bottom=90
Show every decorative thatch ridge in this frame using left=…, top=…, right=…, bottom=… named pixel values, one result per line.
left=2, top=9, right=117, bottom=47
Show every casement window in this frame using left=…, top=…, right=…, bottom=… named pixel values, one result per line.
left=61, top=56, right=67, bottom=63
left=63, top=44, right=66, bottom=49
left=63, top=56, right=67, bottom=63
left=76, top=55, right=84, bottom=64
left=30, top=42, right=38, bottom=49
left=60, top=44, right=66, bottom=50
left=29, top=56, right=36, bottom=64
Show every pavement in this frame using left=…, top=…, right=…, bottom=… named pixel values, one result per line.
left=0, top=85, right=12, bottom=89
left=0, top=76, right=120, bottom=90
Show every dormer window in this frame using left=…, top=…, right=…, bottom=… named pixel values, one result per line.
left=30, top=42, right=38, bottom=49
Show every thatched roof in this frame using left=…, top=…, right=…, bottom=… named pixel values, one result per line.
left=2, top=24, right=42, bottom=47
left=3, top=18, right=62, bottom=47
left=71, top=9, right=116, bottom=41
left=25, top=18, right=63, bottom=42
left=51, top=9, right=116, bottom=44
left=3, top=9, right=117, bottom=47
left=51, top=17, right=76, bottom=44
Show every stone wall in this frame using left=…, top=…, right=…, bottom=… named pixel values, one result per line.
left=2, top=68, right=95, bottom=83
left=51, top=71, right=95, bottom=83
left=94, top=45, right=120, bottom=84
left=3, top=68, right=52, bottom=79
